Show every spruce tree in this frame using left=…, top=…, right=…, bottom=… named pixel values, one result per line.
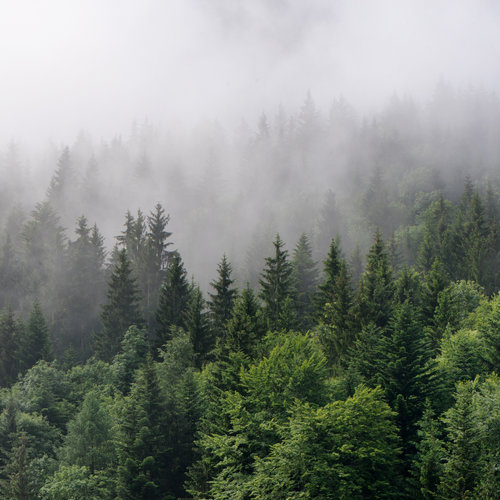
left=144, top=203, right=173, bottom=314
left=222, top=285, right=263, bottom=357
left=0, top=308, right=21, bottom=387
left=208, top=255, right=237, bottom=337
left=259, top=234, right=295, bottom=331
left=95, top=249, right=143, bottom=361
left=116, top=356, right=169, bottom=499
left=155, top=251, right=190, bottom=348
left=186, top=285, right=213, bottom=368
left=358, top=229, right=394, bottom=328
left=19, top=301, right=52, bottom=371
left=292, top=233, right=318, bottom=330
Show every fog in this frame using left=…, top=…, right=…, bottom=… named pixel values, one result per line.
left=1, top=0, right=500, bottom=290
left=2, top=0, right=500, bottom=143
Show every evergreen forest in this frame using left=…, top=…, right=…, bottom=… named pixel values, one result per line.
left=0, top=90, right=500, bottom=499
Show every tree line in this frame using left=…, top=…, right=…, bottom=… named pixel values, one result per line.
left=0, top=176, right=499, bottom=498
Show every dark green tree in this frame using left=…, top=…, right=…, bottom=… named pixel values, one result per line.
left=0, top=308, right=22, bottom=387
left=116, top=356, right=170, bottom=499
left=155, top=251, right=190, bottom=348
left=186, top=285, right=213, bottom=368
left=220, top=285, right=263, bottom=357
left=259, top=234, right=295, bottom=331
left=95, top=249, right=143, bottom=362
left=19, top=300, right=52, bottom=371
left=292, top=233, right=318, bottom=330
left=358, top=229, right=394, bottom=328
left=208, top=255, right=237, bottom=338
left=144, top=203, right=173, bottom=316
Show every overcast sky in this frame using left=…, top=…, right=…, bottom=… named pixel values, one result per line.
left=1, top=0, right=500, bottom=145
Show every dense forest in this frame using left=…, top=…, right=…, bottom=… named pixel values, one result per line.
left=0, top=89, right=500, bottom=498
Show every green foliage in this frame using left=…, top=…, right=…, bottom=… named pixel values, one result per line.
left=438, top=329, right=489, bottom=387
left=411, top=402, right=445, bottom=499
left=17, top=361, right=74, bottom=429
left=40, top=465, right=113, bottom=500
left=189, top=332, right=329, bottom=498
left=112, top=325, right=149, bottom=394
left=250, top=386, right=401, bottom=499
left=59, top=391, right=116, bottom=474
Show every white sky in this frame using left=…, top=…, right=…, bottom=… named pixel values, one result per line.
left=1, top=0, right=500, bottom=144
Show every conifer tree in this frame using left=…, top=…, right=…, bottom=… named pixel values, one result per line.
left=60, top=391, right=115, bottom=475
left=208, top=255, right=237, bottom=337
left=144, top=203, right=172, bottom=314
left=0, top=308, right=21, bottom=387
left=95, top=249, right=143, bottom=361
left=259, top=234, right=295, bottom=331
left=116, top=356, right=170, bottom=499
left=19, top=301, right=52, bottom=371
left=411, top=402, right=445, bottom=499
left=292, top=233, right=318, bottom=330
left=358, top=229, right=394, bottom=328
left=186, top=285, right=212, bottom=368
left=222, top=285, right=263, bottom=357
left=63, top=216, right=106, bottom=358
left=379, top=300, right=437, bottom=468
left=155, top=252, right=190, bottom=348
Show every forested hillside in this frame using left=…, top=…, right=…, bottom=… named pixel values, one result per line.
left=0, top=91, right=500, bottom=498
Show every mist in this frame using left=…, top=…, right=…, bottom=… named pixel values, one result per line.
left=2, top=0, right=500, bottom=143
left=1, top=0, right=500, bottom=290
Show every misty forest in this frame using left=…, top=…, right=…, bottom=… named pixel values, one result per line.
left=1, top=2, right=500, bottom=499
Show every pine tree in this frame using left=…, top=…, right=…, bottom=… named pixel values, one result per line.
left=259, top=234, right=295, bottom=331
left=440, top=379, right=482, bottom=498
left=358, top=229, right=394, bottom=328
left=63, top=216, right=106, bottom=359
left=60, top=391, right=115, bottom=474
left=155, top=252, right=190, bottom=348
left=186, top=286, right=213, bottom=368
left=411, top=402, right=445, bottom=499
left=144, top=203, right=173, bottom=315
left=95, top=249, right=143, bottom=361
left=208, top=255, right=237, bottom=338
left=46, top=146, right=73, bottom=212
left=222, top=285, right=263, bottom=357
left=379, top=301, right=437, bottom=469
left=292, top=233, right=318, bottom=330
left=19, top=300, right=52, bottom=371
left=0, top=308, right=21, bottom=387
left=116, top=356, right=170, bottom=499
